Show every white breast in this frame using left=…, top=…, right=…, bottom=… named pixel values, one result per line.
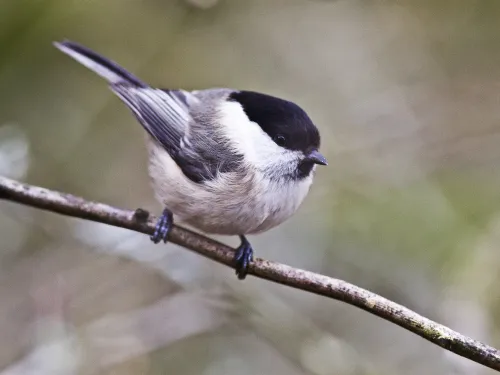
left=249, top=173, right=314, bottom=234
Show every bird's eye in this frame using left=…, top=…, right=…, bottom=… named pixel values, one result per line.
left=274, top=135, right=286, bottom=147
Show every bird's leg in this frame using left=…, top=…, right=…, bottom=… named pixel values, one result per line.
left=150, top=208, right=173, bottom=244
left=234, top=235, right=254, bottom=280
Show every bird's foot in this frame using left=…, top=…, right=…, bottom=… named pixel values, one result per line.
left=150, top=208, right=173, bottom=244
left=234, top=235, right=254, bottom=280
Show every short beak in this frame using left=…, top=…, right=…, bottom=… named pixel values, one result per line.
left=307, top=150, right=328, bottom=165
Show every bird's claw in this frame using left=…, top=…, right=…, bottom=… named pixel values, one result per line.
left=150, top=208, right=173, bottom=244
left=234, top=235, right=253, bottom=280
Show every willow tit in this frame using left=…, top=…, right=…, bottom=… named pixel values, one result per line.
left=54, top=40, right=327, bottom=279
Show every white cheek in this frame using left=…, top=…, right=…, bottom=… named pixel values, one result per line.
left=218, top=101, right=300, bottom=170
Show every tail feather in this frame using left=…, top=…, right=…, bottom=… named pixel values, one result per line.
left=53, top=39, right=146, bottom=87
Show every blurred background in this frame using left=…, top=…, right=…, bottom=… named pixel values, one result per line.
left=1, top=0, right=500, bottom=374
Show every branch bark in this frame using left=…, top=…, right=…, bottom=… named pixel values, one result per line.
left=0, top=175, right=499, bottom=372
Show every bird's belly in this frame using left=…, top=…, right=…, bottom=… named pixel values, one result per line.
left=167, top=178, right=313, bottom=236
left=177, top=191, right=305, bottom=235
left=147, top=143, right=313, bottom=235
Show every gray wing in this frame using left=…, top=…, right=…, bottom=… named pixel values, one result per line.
left=111, top=84, right=241, bottom=183
left=179, top=88, right=244, bottom=181
left=111, top=83, right=189, bottom=156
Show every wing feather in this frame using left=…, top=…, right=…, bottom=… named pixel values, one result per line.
left=111, top=84, right=188, bottom=154
left=111, top=84, right=238, bottom=183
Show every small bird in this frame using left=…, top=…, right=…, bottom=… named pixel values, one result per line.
left=54, top=40, right=327, bottom=279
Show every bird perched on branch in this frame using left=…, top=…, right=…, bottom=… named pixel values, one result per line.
left=54, top=40, right=327, bottom=279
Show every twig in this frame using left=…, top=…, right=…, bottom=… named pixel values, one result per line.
left=0, top=175, right=499, bottom=372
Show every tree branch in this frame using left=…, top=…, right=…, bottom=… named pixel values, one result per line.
left=0, top=175, right=499, bottom=372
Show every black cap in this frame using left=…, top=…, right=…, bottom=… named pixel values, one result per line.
left=228, top=90, right=321, bottom=154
